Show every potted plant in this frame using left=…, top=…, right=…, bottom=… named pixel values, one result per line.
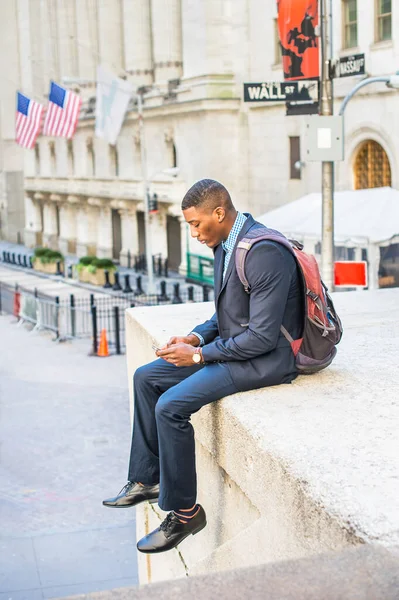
left=33, top=247, right=64, bottom=275
left=77, top=256, right=116, bottom=286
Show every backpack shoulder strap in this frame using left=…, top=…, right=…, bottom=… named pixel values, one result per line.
left=235, top=227, right=295, bottom=292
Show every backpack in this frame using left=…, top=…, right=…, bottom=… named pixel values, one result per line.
left=235, top=226, right=343, bottom=374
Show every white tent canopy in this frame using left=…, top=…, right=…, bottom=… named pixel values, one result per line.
left=257, top=187, right=399, bottom=289
left=257, top=187, right=399, bottom=246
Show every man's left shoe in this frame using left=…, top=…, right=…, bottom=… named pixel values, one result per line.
left=137, top=505, right=207, bottom=554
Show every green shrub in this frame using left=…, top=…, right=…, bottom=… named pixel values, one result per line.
left=34, top=247, right=64, bottom=264
left=34, top=247, right=51, bottom=258
left=91, top=258, right=116, bottom=270
left=79, top=255, right=96, bottom=266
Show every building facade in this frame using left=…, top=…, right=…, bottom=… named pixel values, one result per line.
left=2, top=0, right=397, bottom=271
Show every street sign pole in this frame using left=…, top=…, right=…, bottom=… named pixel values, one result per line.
left=320, top=0, right=335, bottom=291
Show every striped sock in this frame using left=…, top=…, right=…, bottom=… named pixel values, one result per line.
left=173, top=504, right=200, bottom=524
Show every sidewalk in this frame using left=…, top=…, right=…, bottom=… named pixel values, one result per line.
left=0, top=316, right=138, bottom=599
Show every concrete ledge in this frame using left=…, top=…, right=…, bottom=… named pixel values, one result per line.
left=56, top=545, right=399, bottom=599
left=125, top=289, right=399, bottom=584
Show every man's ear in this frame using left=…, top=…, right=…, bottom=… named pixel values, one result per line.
left=214, top=207, right=225, bottom=223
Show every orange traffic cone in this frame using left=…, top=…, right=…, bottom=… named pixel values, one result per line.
left=97, top=328, right=109, bottom=357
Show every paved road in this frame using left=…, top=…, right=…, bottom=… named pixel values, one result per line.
left=0, top=315, right=138, bottom=599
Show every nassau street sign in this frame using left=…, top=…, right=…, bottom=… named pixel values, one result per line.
left=335, top=53, right=365, bottom=78
left=243, top=81, right=318, bottom=103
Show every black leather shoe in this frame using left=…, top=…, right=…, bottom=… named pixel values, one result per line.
left=137, top=505, right=206, bottom=553
left=102, top=481, right=159, bottom=508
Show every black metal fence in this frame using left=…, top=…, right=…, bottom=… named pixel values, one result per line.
left=0, top=280, right=213, bottom=356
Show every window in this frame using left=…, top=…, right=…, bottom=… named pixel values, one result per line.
left=274, top=18, right=282, bottom=65
left=289, top=137, right=301, bottom=179
left=342, top=0, right=358, bottom=49
left=110, top=145, right=119, bottom=177
left=86, top=137, right=95, bottom=176
left=354, top=140, right=391, bottom=189
left=49, top=141, right=56, bottom=175
left=376, top=0, right=392, bottom=41
left=34, top=144, right=40, bottom=175
left=67, top=140, right=74, bottom=177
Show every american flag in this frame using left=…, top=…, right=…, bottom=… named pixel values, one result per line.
left=16, top=92, right=44, bottom=149
left=43, top=81, right=82, bottom=139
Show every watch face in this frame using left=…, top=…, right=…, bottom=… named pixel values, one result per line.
left=193, top=352, right=201, bottom=363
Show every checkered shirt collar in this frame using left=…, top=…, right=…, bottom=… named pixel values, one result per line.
left=221, top=212, right=247, bottom=254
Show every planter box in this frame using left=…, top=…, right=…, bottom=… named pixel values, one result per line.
left=33, top=259, right=63, bottom=275
left=78, top=266, right=115, bottom=286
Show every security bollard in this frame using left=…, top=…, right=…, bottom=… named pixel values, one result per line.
left=164, top=258, right=169, bottom=278
left=187, top=285, right=194, bottom=302
left=29, top=256, right=34, bottom=268
left=17, top=254, right=22, bottom=265
left=127, top=250, right=131, bottom=269
left=2, top=251, right=5, bottom=262
left=23, top=255, right=28, bottom=268
left=172, top=283, right=183, bottom=304
left=203, top=285, right=210, bottom=302
left=12, top=253, right=16, bottom=264
left=157, top=255, right=162, bottom=277
left=68, top=264, right=73, bottom=279
left=103, top=269, right=112, bottom=288
left=134, top=275, right=144, bottom=296
left=56, top=260, right=63, bottom=276
left=123, top=274, right=133, bottom=293
left=112, top=272, right=122, bottom=291
left=158, top=280, right=169, bottom=302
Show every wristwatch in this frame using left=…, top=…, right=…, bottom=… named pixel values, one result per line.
left=192, top=348, right=203, bottom=364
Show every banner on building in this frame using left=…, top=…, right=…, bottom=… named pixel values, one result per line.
left=95, top=66, right=134, bottom=145
left=276, top=0, right=320, bottom=81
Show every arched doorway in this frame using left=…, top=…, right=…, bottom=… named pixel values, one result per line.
left=354, top=140, right=391, bottom=189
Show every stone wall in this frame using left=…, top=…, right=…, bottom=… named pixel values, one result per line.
left=125, top=288, right=399, bottom=584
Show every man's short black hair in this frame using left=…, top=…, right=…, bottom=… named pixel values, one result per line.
left=181, top=179, right=233, bottom=212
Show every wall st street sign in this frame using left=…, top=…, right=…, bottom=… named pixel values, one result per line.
left=243, top=81, right=317, bottom=103
left=335, top=53, right=365, bottom=78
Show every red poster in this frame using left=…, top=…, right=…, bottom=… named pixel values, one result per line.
left=276, top=0, right=320, bottom=81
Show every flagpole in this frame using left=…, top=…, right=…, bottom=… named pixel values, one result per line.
left=137, top=92, right=155, bottom=295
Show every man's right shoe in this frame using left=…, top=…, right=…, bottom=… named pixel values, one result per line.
left=102, top=481, right=159, bottom=508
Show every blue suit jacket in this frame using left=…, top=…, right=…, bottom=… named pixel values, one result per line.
left=193, top=215, right=303, bottom=392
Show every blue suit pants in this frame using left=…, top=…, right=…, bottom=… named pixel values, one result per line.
left=128, top=358, right=239, bottom=511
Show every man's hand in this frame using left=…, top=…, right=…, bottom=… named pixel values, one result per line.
left=165, top=334, right=200, bottom=347
left=156, top=343, right=198, bottom=367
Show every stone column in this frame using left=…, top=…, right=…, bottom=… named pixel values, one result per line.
left=42, top=196, right=58, bottom=249
left=123, top=0, right=153, bottom=86
left=24, top=193, right=43, bottom=248
left=150, top=0, right=182, bottom=85
left=181, top=0, right=233, bottom=78
left=120, top=207, right=139, bottom=266
left=58, top=195, right=79, bottom=255
left=56, top=0, right=78, bottom=79
left=74, top=0, right=98, bottom=83
left=97, top=0, right=124, bottom=74
left=149, top=206, right=168, bottom=257
left=76, top=203, right=98, bottom=257
left=89, top=198, right=113, bottom=258
left=16, top=0, right=34, bottom=95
